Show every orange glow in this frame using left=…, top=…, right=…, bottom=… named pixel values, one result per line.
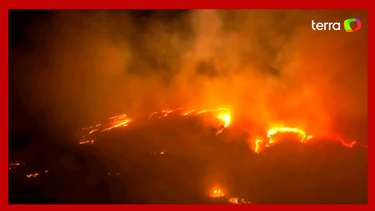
left=340, top=140, right=357, bottom=148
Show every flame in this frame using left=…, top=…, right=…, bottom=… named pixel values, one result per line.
left=248, top=126, right=359, bottom=154
left=216, top=111, right=231, bottom=128
left=228, top=197, right=239, bottom=204
left=254, top=137, right=264, bottom=154
left=209, top=185, right=225, bottom=198
left=80, top=107, right=232, bottom=145
left=267, top=126, right=309, bottom=144
left=209, top=186, right=251, bottom=203
left=79, top=114, right=131, bottom=145
left=78, top=107, right=362, bottom=154
left=101, top=114, right=132, bottom=132
left=250, top=126, right=310, bottom=154
left=228, top=197, right=250, bottom=204
left=75, top=106, right=364, bottom=204
left=149, top=109, right=178, bottom=119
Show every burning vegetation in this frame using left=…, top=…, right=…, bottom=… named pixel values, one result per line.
left=78, top=107, right=363, bottom=154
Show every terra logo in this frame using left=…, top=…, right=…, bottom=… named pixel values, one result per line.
left=343, top=18, right=362, bottom=32
left=311, top=18, right=362, bottom=32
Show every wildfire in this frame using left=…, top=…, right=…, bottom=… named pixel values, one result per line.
left=72, top=105, right=366, bottom=204
left=78, top=107, right=362, bottom=154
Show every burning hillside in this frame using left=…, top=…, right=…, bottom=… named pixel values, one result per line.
left=9, top=106, right=368, bottom=203
left=78, top=107, right=363, bottom=154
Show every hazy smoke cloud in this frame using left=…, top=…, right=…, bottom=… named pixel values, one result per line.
left=10, top=10, right=368, bottom=143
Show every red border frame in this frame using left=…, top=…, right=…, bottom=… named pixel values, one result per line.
left=0, top=0, right=372, bottom=210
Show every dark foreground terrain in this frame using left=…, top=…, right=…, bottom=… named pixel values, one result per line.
left=9, top=116, right=367, bottom=204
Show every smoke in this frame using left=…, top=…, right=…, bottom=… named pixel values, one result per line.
left=10, top=10, right=368, bottom=143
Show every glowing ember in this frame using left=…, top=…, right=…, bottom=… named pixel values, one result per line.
left=182, top=109, right=196, bottom=116
left=26, top=173, right=39, bottom=178
left=9, top=162, right=22, bottom=171
left=149, top=109, right=178, bottom=119
left=79, top=139, right=95, bottom=145
left=9, top=162, right=21, bottom=167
